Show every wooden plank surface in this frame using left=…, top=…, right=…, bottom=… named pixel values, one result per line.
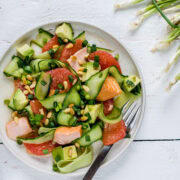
left=0, top=0, right=180, bottom=179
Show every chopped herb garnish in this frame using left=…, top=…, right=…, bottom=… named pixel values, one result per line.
left=53, top=163, right=59, bottom=172
left=28, top=94, right=34, bottom=100
left=53, top=101, right=58, bottom=108
left=48, top=49, right=55, bottom=57
left=4, top=99, right=10, bottom=106
left=43, top=149, right=49, bottom=154
left=85, top=113, right=91, bottom=121
left=77, top=109, right=81, bottom=116
left=54, top=89, right=59, bottom=95
left=41, top=80, right=47, bottom=86
left=85, top=135, right=91, bottom=142
left=83, top=68, right=87, bottom=72
left=114, top=54, right=119, bottom=61
left=49, top=121, right=55, bottom=128
left=76, top=85, right=81, bottom=91
left=71, top=39, right=76, bottom=44
left=94, top=55, right=99, bottom=62
left=68, top=75, right=74, bottom=83
left=58, top=37, right=65, bottom=45
left=82, top=40, right=88, bottom=47
left=91, top=44, right=97, bottom=53
left=93, top=55, right=99, bottom=68
left=34, top=114, right=44, bottom=121
left=17, top=60, right=24, bottom=68
left=16, top=139, right=22, bottom=145
left=88, top=100, right=95, bottom=105
left=58, top=83, right=64, bottom=90
left=126, top=80, right=135, bottom=87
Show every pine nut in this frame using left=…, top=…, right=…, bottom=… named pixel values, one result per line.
left=82, top=85, right=89, bottom=92
left=30, top=81, right=36, bottom=89
left=81, top=116, right=88, bottom=121
left=66, top=43, right=73, bottom=49
left=26, top=75, right=33, bottom=81
left=64, top=108, right=71, bottom=113
left=14, top=117, right=19, bottom=123
left=39, top=108, right=44, bottom=115
left=69, top=108, right=75, bottom=115
left=78, top=59, right=84, bottom=65
left=44, top=119, right=49, bottom=126
left=63, top=81, right=68, bottom=90
left=71, top=56, right=77, bottom=61
left=12, top=111, right=18, bottom=118
left=81, top=110, right=85, bottom=115
left=75, top=143, right=80, bottom=148
left=23, top=90, right=29, bottom=95
left=22, top=77, right=27, bottom=85
left=63, top=39, right=68, bottom=43
left=72, top=79, right=77, bottom=85
left=78, top=67, right=85, bottom=71
left=53, top=45, right=59, bottom=49
left=77, top=71, right=85, bottom=76
left=108, top=104, right=114, bottom=111
left=47, top=112, right=52, bottom=119
left=69, top=104, right=74, bottom=108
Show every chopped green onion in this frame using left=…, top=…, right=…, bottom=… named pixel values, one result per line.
left=54, top=89, right=59, bottom=95
left=34, top=114, right=44, bottom=121
left=53, top=101, right=58, bottom=108
left=83, top=68, right=87, bottom=72
left=41, top=80, right=47, bottom=86
left=82, top=40, right=88, bottom=47
left=85, top=113, right=91, bottom=121
left=85, top=94, right=90, bottom=100
left=85, top=135, right=91, bottom=142
left=114, top=54, right=119, bottom=61
left=58, top=83, right=64, bottom=90
left=76, top=85, right=81, bottom=91
left=24, top=66, right=32, bottom=73
left=48, top=49, right=55, bottom=57
left=93, top=55, right=99, bottom=68
left=28, top=94, right=34, bottom=100
left=16, top=139, right=22, bottom=145
left=42, top=149, right=49, bottom=154
left=91, top=44, right=97, bottom=53
left=58, top=37, right=65, bottom=45
left=68, top=75, right=74, bottom=83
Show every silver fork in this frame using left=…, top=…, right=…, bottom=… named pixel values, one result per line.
left=83, top=100, right=141, bottom=180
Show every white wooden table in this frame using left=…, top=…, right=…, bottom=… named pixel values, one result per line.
left=0, top=0, right=180, bottom=179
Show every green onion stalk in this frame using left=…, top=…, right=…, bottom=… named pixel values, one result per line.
left=129, top=0, right=179, bottom=30
left=114, top=0, right=145, bottom=10
left=166, top=72, right=180, bottom=91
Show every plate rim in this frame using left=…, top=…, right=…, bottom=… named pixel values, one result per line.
left=0, top=20, right=146, bottom=177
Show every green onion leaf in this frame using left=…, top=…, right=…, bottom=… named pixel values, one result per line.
left=58, top=83, right=64, bottom=90
left=91, top=44, right=97, bottom=53
left=82, top=40, right=88, bottom=47
left=68, top=75, right=74, bottom=83
left=42, top=149, right=49, bottom=154
left=54, top=89, right=59, bottom=95
left=41, top=80, right=47, bottom=86
left=28, top=94, right=34, bottom=100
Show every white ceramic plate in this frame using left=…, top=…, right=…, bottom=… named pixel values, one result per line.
left=0, top=21, right=145, bottom=177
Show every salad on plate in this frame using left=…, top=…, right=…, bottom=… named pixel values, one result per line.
left=3, top=22, right=141, bottom=173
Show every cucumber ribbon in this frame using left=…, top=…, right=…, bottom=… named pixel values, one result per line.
left=54, top=146, right=93, bottom=173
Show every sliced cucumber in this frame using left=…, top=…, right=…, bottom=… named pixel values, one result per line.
left=57, top=110, right=77, bottom=126
left=56, top=23, right=74, bottom=41
left=82, top=68, right=109, bottom=100
left=13, top=89, right=28, bottom=110
left=34, top=28, right=53, bottom=47
left=109, top=66, right=125, bottom=86
left=16, top=44, right=34, bottom=60
left=81, top=62, right=100, bottom=82
left=52, top=146, right=64, bottom=163
left=3, top=56, right=24, bottom=78
left=63, top=86, right=81, bottom=108
left=40, top=93, right=66, bottom=110
left=76, top=123, right=102, bottom=146
left=17, top=129, right=55, bottom=144
left=35, top=72, right=52, bottom=100
left=38, top=127, right=56, bottom=135
left=75, top=31, right=86, bottom=41
left=87, top=46, right=113, bottom=53
left=8, top=94, right=16, bottom=110
left=24, top=105, right=34, bottom=120
left=99, top=104, right=122, bottom=124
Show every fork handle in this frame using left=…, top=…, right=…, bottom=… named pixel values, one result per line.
left=83, top=145, right=112, bottom=180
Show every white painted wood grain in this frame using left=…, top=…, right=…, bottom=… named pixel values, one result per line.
left=0, top=0, right=180, bottom=179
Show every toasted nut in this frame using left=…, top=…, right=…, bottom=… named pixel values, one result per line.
left=47, top=112, right=52, bottom=119
left=39, top=108, right=44, bottom=115
left=49, top=89, right=55, bottom=96
left=72, top=79, right=77, bottom=85
left=26, top=75, right=33, bottom=81
left=81, top=116, right=88, bottom=121
left=81, top=110, right=85, bottom=115
left=22, top=77, right=27, bottom=85
left=78, top=67, right=85, bottom=72
left=77, top=71, right=85, bottom=76
left=23, top=90, right=29, bottom=95
left=78, top=59, right=84, bottom=65
left=29, top=90, right=34, bottom=95
left=68, top=148, right=72, bottom=157
left=84, top=54, right=89, bottom=59
left=82, top=85, right=89, bottom=92
left=71, top=56, right=77, bottom=61
left=14, top=117, right=19, bottom=123
left=66, top=43, right=73, bottom=49
left=75, top=142, right=80, bottom=148
left=69, top=108, right=75, bottom=115
left=12, top=111, right=18, bottom=118
left=64, top=108, right=71, bottom=114
left=25, top=85, right=30, bottom=91
left=108, top=104, right=114, bottom=111
left=64, top=39, right=68, bottom=43
left=30, top=81, right=36, bottom=89
left=63, top=81, right=68, bottom=90
left=53, top=45, right=59, bottom=49
left=69, top=104, right=74, bottom=108
left=44, top=119, right=49, bottom=126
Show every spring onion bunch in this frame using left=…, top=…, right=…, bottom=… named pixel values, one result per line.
left=166, top=72, right=180, bottom=90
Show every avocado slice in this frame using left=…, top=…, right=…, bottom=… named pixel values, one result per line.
left=84, top=104, right=101, bottom=124
left=16, top=44, right=34, bottom=60
left=123, top=75, right=141, bottom=92
left=13, top=89, right=28, bottom=110
left=63, top=145, right=77, bottom=160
